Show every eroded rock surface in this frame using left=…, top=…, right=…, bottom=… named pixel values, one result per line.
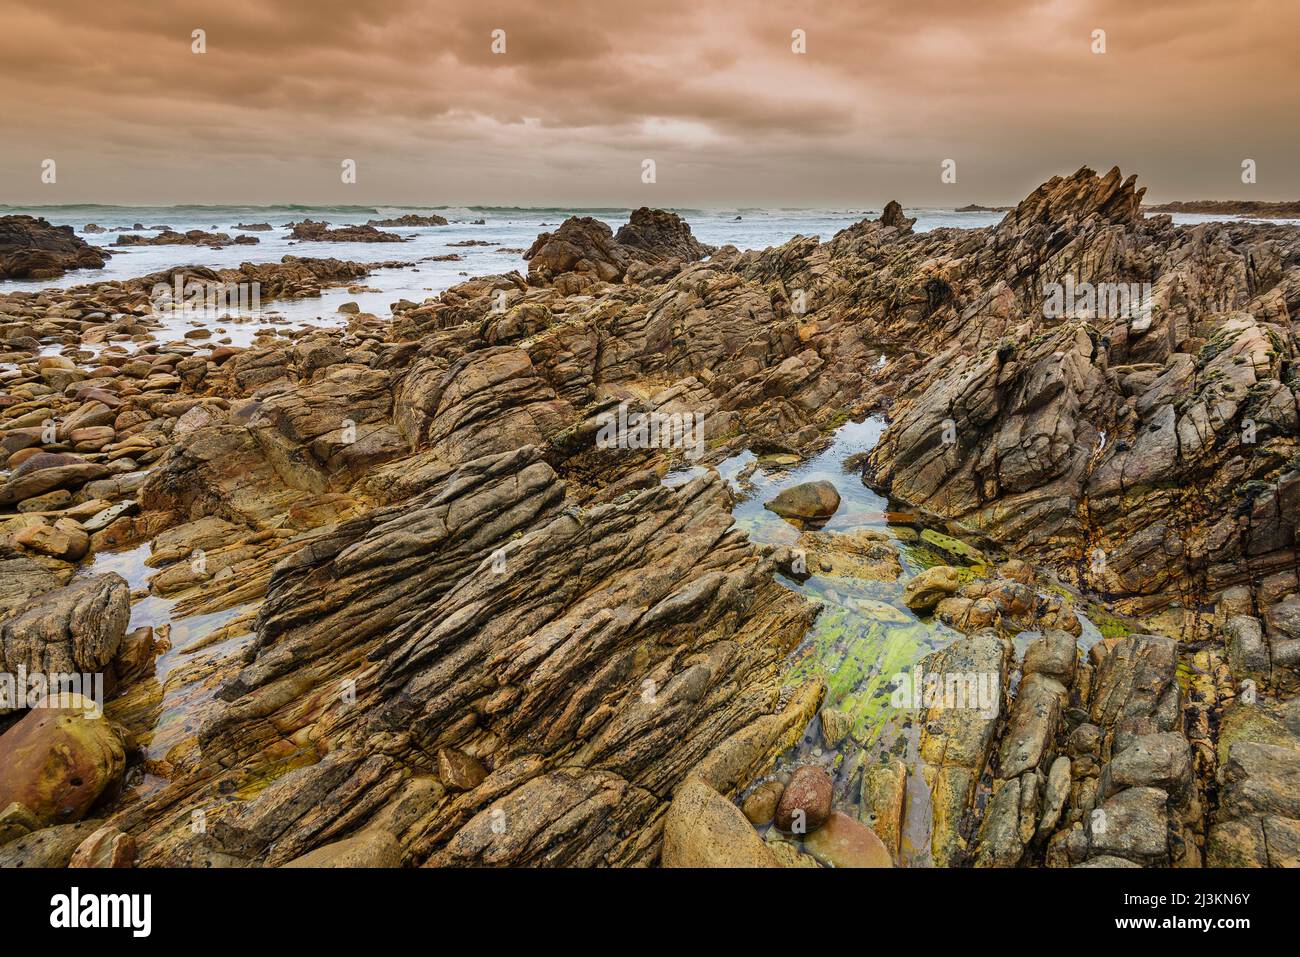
left=3, top=184, right=1300, bottom=870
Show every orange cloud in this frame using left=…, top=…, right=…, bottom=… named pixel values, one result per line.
left=1, top=0, right=1294, bottom=205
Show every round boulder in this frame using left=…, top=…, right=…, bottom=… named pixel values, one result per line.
left=0, top=695, right=127, bottom=828
left=774, top=765, right=833, bottom=834
left=764, top=481, right=841, bottom=522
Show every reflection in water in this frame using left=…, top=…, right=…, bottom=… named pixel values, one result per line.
left=80, top=540, right=255, bottom=779
left=668, top=416, right=1097, bottom=866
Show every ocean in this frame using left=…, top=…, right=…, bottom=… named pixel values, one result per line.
left=4, top=204, right=1295, bottom=336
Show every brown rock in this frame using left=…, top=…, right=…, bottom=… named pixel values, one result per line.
left=764, top=481, right=841, bottom=522
left=742, top=779, right=784, bottom=826
left=662, top=779, right=778, bottom=868
left=802, top=811, right=893, bottom=868
left=0, top=696, right=127, bottom=829
left=774, top=765, right=833, bottom=834
left=15, top=518, right=90, bottom=561
left=437, top=748, right=487, bottom=791
left=69, top=824, right=136, bottom=867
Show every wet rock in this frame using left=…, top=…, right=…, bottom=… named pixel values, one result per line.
left=763, top=481, right=841, bottom=521
left=1036, top=755, right=1072, bottom=840
left=0, top=453, right=110, bottom=505
left=288, top=220, right=405, bottom=243
left=0, top=696, right=127, bottom=829
left=0, top=801, right=40, bottom=846
left=764, top=834, right=821, bottom=867
left=1098, top=732, right=1192, bottom=801
left=859, top=759, right=906, bottom=862
left=903, top=565, right=961, bottom=612
left=742, top=779, right=784, bottom=826
left=774, top=765, right=833, bottom=834
left=918, top=631, right=1010, bottom=866
left=15, top=518, right=90, bottom=561
left=1225, top=615, right=1271, bottom=685
left=975, top=772, right=1039, bottom=867
left=795, top=528, right=901, bottom=581
left=1087, top=786, right=1170, bottom=865
left=1022, top=629, right=1078, bottom=685
left=1088, top=634, right=1180, bottom=758
left=436, top=748, right=488, bottom=791
left=1074, top=854, right=1142, bottom=868
left=998, top=672, right=1066, bottom=778
left=802, top=811, right=892, bottom=868
left=0, top=556, right=61, bottom=618
left=820, top=706, right=852, bottom=748
left=661, top=779, right=778, bottom=868
left=0, top=819, right=105, bottom=867
left=367, top=214, right=448, bottom=227
left=0, top=215, right=109, bottom=280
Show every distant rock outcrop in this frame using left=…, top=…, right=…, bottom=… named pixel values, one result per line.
left=113, top=229, right=258, bottom=248
left=0, top=215, right=109, bottom=280
left=366, top=214, right=449, bottom=227
left=525, top=208, right=714, bottom=291
left=288, top=219, right=407, bottom=243
left=878, top=200, right=916, bottom=231
left=524, top=216, right=631, bottom=287
left=615, top=207, right=715, bottom=263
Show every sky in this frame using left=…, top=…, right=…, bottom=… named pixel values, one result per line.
left=1, top=0, right=1295, bottom=207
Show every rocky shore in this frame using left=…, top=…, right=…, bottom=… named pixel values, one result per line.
left=2, top=168, right=1299, bottom=868
left=1144, top=200, right=1300, bottom=218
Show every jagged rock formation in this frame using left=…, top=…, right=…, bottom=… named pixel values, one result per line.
left=0, top=215, right=109, bottom=281
left=855, top=167, right=1300, bottom=616
left=614, top=207, right=715, bottom=263
left=525, top=208, right=714, bottom=292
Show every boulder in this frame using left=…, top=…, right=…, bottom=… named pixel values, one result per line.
left=661, top=779, right=778, bottom=868
left=774, top=765, right=833, bottom=834
left=903, top=565, right=962, bottom=612
left=0, top=573, right=130, bottom=678
left=0, top=696, right=127, bottom=829
left=69, top=824, right=136, bottom=868
left=15, top=519, right=90, bottom=562
left=281, top=829, right=400, bottom=868
left=741, top=780, right=784, bottom=826
left=802, top=811, right=892, bottom=867
left=763, top=481, right=841, bottom=522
